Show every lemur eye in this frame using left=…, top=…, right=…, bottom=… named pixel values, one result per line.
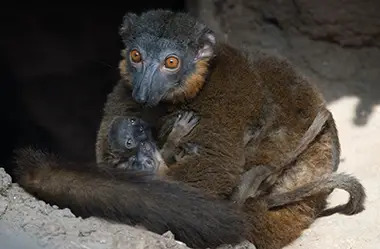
left=164, top=56, right=180, bottom=70
left=130, top=49, right=142, bottom=63
left=144, top=159, right=154, bottom=169
left=125, top=138, right=133, bottom=148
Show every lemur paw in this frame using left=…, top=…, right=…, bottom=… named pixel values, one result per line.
left=174, top=111, right=199, bottom=137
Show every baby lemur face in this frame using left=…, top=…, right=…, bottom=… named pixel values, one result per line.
left=119, top=10, right=216, bottom=106
left=122, top=141, right=160, bottom=172
left=108, top=116, right=160, bottom=172
left=108, top=116, right=152, bottom=153
left=108, top=113, right=199, bottom=174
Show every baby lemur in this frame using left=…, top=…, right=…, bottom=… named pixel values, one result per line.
left=14, top=9, right=366, bottom=249
left=107, top=111, right=199, bottom=175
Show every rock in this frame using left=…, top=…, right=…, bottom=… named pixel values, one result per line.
left=211, top=0, right=380, bottom=48
left=0, top=167, right=12, bottom=194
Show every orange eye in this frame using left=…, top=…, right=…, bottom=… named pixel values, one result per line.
left=164, top=56, right=180, bottom=70
left=130, top=49, right=142, bottom=63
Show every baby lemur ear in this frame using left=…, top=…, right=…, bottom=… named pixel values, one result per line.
left=195, top=29, right=216, bottom=62
left=119, top=12, right=138, bottom=37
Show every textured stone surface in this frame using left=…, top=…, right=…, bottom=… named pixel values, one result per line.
left=210, top=0, right=380, bottom=48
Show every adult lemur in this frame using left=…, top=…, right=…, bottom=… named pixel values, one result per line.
left=15, top=9, right=366, bottom=249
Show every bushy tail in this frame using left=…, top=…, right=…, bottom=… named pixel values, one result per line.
left=14, top=147, right=247, bottom=249
left=265, top=172, right=366, bottom=216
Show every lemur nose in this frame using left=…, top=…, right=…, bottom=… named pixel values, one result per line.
left=132, top=86, right=148, bottom=104
left=125, top=137, right=134, bottom=148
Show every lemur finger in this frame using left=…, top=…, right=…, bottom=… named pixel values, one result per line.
left=175, top=112, right=191, bottom=124
left=183, top=111, right=195, bottom=123
left=188, top=115, right=199, bottom=129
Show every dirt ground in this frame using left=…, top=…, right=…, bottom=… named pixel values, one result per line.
left=1, top=4, right=380, bottom=249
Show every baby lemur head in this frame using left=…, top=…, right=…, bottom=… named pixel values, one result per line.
left=108, top=116, right=152, bottom=153
left=119, top=9, right=216, bottom=106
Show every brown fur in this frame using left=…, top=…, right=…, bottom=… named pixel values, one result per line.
left=96, top=43, right=365, bottom=249
left=153, top=106, right=364, bottom=219
left=165, top=59, right=210, bottom=103
left=232, top=108, right=332, bottom=204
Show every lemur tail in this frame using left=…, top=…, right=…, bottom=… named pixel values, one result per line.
left=265, top=172, right=366, bottom=217
left=14, top=147, right=247, bottom=249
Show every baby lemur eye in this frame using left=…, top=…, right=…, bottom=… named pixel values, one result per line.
left=130, top=49, right=142, bottom=63
left=125, top=138, right=133, bottom=148
left=164, top=56, right=180, bottom=70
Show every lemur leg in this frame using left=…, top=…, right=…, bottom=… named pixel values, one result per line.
left=231, top=165, right=276, bottom=205
left=233, top=108, right=332, bottom=205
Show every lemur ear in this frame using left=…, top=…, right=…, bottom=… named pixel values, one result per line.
left=195, top=29, right=216, bottom=61
left=119, top=13, right=138, bottom=37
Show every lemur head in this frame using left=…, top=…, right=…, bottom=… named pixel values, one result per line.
left=119, top=9, right=216, bottom=106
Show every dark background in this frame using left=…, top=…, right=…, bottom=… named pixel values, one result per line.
left=0, top=3, right=187, bottom=174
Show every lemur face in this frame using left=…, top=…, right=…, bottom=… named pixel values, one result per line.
left=119, top=10, right=216, bottom=106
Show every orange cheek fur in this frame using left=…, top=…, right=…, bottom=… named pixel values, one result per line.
left=165, top=59, right=210, bottom=103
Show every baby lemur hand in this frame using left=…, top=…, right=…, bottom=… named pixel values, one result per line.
left=108, top=111, right=199, bottom=175
left=160, top=111, right=200, bottom=165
